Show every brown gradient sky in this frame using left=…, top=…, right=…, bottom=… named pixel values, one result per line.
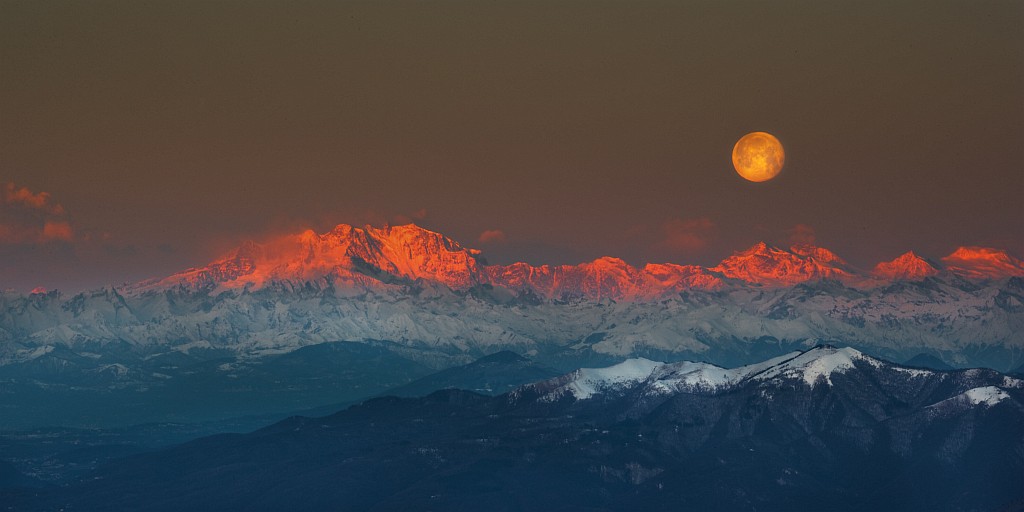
left=2, top=1, right=1022, bottom=292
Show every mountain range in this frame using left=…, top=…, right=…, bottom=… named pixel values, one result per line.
left=1, top=223, right=1022, bottom=427
left=127, top=223, right=1023, bottom=296
left=4, top=346, right=1021, bottom=511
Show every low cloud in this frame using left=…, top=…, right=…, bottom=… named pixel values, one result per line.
left=42, top=220, right=74, bottom=242
left=478, top=229, right=507, bottom=244
left=3, top=182, right=65, bottom=215
left=658, top=217, right=715, bottom=253
left=0, top=182, right=74, bottom=244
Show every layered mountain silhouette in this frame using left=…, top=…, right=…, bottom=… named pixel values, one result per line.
left=2, top=223, right=1022, bottom=428
left=6, top=347, right=1020, bottom=512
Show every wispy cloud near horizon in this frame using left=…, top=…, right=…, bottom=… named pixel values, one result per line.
left=1, top=182, right=74, bottom=244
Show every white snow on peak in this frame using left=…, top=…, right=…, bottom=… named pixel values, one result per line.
left=564, top=358, right=663, bottom=400
left=534, top=345, right=1023, bottom=405
left=6, top=345, right=55, bottom=364
left=647, top=361, right=737, bottom=394
left=892, top=366, right=934, bottom=378
left=546, top=347, right=888, bottom=401
left=646, top=352, right=800, bottom=394
left=753, top=346, right=875, bottom=387
left=962, top=386, right=1010, bottom=407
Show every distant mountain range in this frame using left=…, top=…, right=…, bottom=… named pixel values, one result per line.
left=5, top=346, right=1021, bottom=511
left=126, top=223, right=1023, bottom=296
left=1, top=223, right=1022, bottom=427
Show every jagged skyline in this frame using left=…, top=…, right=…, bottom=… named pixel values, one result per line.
left=126, top=223, right=1023, bottom=300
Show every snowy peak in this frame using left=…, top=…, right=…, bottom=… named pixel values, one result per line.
left=960, top=386, right=1011, bottom=407
left=711, top=243, right=854, bottom=286
left=653, top=346, right=881, bottom=391
left=941, top=246, right=1024, bottom=280
left=523, top=346, right=947, bottom=403
left=872, top=251, right=939, bottom=280
left=558, top=257, right=647, bottom=300
left=525, top=347, right=881, bottom=402
left=133, top=223, right=488, bottom=293
left=132, top=241, right=263, bottom=292
left=641, top=263, right=723, bottom=292
left=533, top=358, right=663, bottom=401
left=751, top=346, right=877, bottom=387
left=645, top=359, right=756, bottom=394
left=336, top=224, right=487, bottom=289
left=790, top=243, right=847, bottom=265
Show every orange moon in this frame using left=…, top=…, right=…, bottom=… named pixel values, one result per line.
left=732, top=131, right=785, bottom=182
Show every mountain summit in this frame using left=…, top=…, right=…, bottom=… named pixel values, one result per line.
left=941, top=246, right=1024, bottom=280
left=134, top=224, right=488, bottom=293
left=872, top=251, right=940, bottom=280
left=709, top=242, right=855, bottom=286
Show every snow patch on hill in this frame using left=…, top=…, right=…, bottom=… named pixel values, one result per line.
left=962, top=386, right=1011, bottom=407
left=753, top=346, right=877, bottom=387
left=561, top=358, right=662, bottom=400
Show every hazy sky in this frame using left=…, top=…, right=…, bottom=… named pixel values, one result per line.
left=2, top=1, right=1022, bottom=291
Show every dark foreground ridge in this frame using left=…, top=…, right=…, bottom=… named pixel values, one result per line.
left=3, top=347, right=1022, bottom=512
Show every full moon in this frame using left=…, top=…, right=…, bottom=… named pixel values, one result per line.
left=732, top=131, right=785, bottom=182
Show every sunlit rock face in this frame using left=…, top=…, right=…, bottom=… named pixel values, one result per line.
left=709, top=242, right=855, bottom=287
left=132, top=223, right=490, bottom=294
left=871, top=251, right=940, bottom=281
left=941, top=246, right=1024, bottom=280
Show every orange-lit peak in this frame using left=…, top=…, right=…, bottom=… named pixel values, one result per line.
left=941, top=246, right=1024, bottom=279
left=790, top=244, right=847, bottom=265
left=232, top=240, right=264, bottom=260
left=744, top=241, right=774, bottom=254
left=136, top=223, right=489, bottom=293
left=945, top=246, right=1014, bottom=262
left=711, top=242, right=853, bottom=286
left=328, top=223, right=355, bottom=236
left=871, top=251, right=938, bottom=281
left=585, top=256, right=631, bottom=269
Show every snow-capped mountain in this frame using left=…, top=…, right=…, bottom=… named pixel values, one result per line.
left=519, top=345, right=1023, bottom=403
left=132, top=224, right=490, bottom=294
left=871, top=251, right=940, bottom=280
left=15, top=347, right=1021, bottom=512
left=710, top=242, right=856, bottom=286
left=941, top=246, right=1024, bottom=280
